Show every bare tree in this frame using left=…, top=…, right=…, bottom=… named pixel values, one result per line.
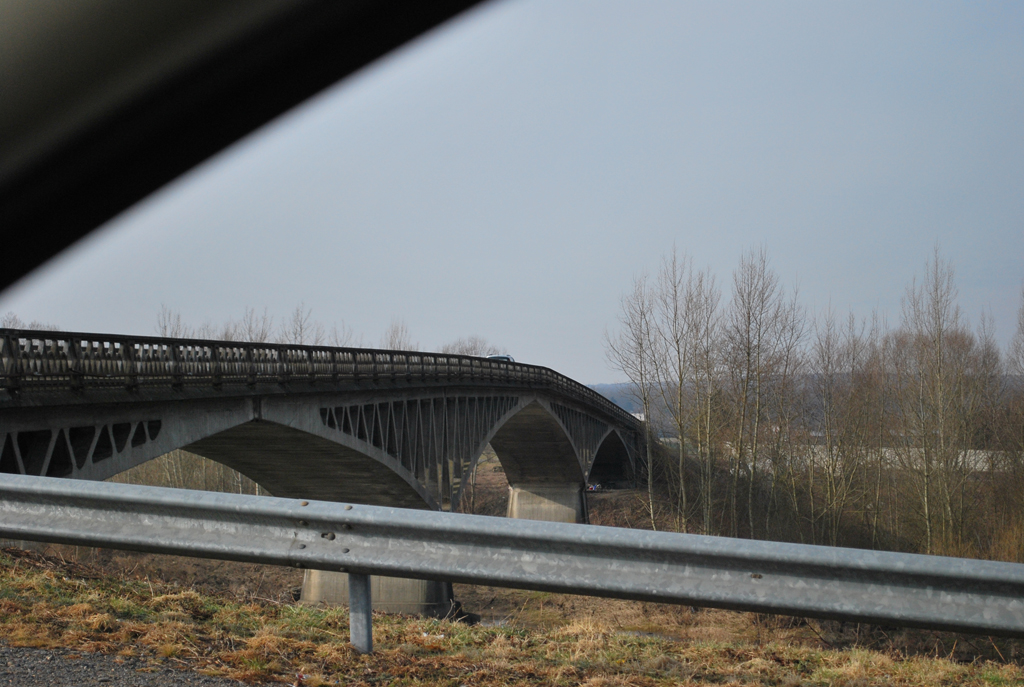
left=607, top=273, right=659, bottom=530
left=808, top=308, right=865, bottom=546
left=1012, top=283, right=1024, bottom=378
left=995, top=286, right=1024, bottom=561
left=1, top=312, right=60, bottom=330
left=239, top=307, right=275, bottom=343
left=723, top=247, right=786, bottom=538
left=380, top=318, right=417, bottom=350
left=651, top=253, right=727, bottom=535
left=891, top=247, right=984, bottom=555
left=155, top=305, right=193, bottom=338
left=861, top=311, right=892, bottom=549
left=651, top=251, right=690, bottom=531
left=761, top=288, right=805, bottom=540
left=330, top=322, right=360, bottom=347
left=155, top=304, right=360, bottom=348
left=196, top=319, right=238, bottom=341
left=440, top=336, right=504, bottom=357
left=685, top=266, right=723, bottom=536
left=279, top=303, right=326, bottom=345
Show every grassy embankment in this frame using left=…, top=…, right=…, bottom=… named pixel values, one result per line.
left=2, top=546, right=1024, bottom=686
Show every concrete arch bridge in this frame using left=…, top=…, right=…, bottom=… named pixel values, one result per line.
left=0, top=329, right=642, bottom=612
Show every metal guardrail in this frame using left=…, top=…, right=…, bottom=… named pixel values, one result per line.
left=0, top=329, right=636, bottom=429
left=2, top=474, right=1024, bottom=653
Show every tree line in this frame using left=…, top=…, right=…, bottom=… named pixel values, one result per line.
left=153, top=303, right=505, bottom=356
left=2, top=302, right=507, bottom=356
left=607, top=246, right=1024, bottom=561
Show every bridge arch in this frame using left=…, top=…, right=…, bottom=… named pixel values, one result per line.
left=0, top=392, right=640, bottom=514
left=0, top=389, right=639, bottom=517
left=185, top=419, right=435, bottom=510
left=1, top=332, right=643, bottom=508
left=589, top=429, right=636, bottom=487
left=479, top=400, right=584, bottom=486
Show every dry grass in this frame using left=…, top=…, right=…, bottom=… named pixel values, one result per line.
left=2, top=548, right=1024, bottom=686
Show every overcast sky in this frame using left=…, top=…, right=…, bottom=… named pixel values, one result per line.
left=2, top=0, right=1022, bottom=383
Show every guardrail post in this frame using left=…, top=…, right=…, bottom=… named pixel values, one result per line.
left=348, top=573, right=373, bottom=654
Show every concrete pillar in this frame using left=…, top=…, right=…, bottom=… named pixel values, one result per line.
left=506, top=483, right=587, bottom=524
left=301, top=570, right=455, bottom=616
left=302, top=482, right=587, bottom=612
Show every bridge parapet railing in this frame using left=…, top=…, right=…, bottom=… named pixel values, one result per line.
left=0, top=329, right=637, bottom=429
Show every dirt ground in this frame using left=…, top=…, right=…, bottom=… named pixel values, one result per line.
left=7, top=547, right=1022, bottom=687
left=16, top=540, right=1020, bottom=667
left=20, top=544, right=306, bottom=606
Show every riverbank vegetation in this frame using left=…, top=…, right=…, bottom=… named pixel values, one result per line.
left=607, top=246, right=1024, bottom=561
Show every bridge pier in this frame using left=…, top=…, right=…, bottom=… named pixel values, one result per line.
left=301, top=571, right=455, bottom=616
left=302, top=483, right=587, bottom=614
left=507, top=483, right=587, bottom=524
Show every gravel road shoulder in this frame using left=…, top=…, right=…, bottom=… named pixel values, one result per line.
left=0, top=644, right=254, bottom=687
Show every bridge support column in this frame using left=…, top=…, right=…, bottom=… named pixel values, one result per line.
left=301, top=571, right=454, bottom=616
left=507, top=484, right=587, bottom=524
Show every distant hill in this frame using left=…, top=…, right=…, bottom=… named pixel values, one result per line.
left=588, top=383, right=640, bottom=414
